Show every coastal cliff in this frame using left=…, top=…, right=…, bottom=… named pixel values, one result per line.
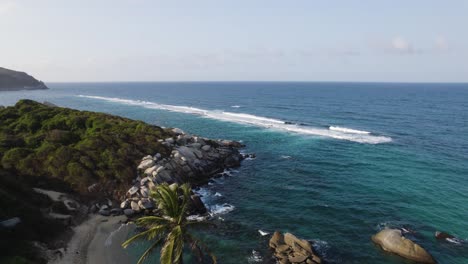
left=0, top=67, right=48, bottom=91
left=0, top=100, right=243, bottom=263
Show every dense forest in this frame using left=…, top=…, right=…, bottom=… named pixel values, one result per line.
left=0, top=100, right=176, bottom=263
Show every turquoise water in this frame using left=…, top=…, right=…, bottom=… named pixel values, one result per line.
left=1, top=82, right=467, bottom=263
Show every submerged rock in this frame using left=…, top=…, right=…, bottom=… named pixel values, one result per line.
left=435, top=231, right=454, bottom=240
left=435, top=231, right=464, bottom=245
left=372, top=229, right=436, bottom=264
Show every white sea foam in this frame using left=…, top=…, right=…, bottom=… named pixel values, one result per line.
left=446, top=238, right=464, bottom=245
left=247, top=250, right=263, bottom=263
left=186, top=214, right=207, bottom=222
left=194, top=187, right=234, bottom=217
left=208, top=204, right=235, bottom=216
left=329, top=126, right=370, bottom=134
left=231, top=105, right=241, bottom=108
left=280, top=155, right=292, bottom=159
left=78, top=95, right=392, bottom=144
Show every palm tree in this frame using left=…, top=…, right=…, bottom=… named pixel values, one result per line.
left=122, top=182, right=216, bottom=264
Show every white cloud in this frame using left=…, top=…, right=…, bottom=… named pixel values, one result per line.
left=0, top=1, right=17, bottom=15
left=391, top=36, right=414, bottom=53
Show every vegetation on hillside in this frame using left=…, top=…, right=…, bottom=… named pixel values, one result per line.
left=0, top=99, right=177, bottom=263
left=0, top=99, right=173, bottom=196
left=0, top=170, right=67, bottom=264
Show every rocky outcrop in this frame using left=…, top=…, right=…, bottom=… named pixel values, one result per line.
left=119, top=129, right=244, bottom=216
left=269, top=231, right=322, bottom=264
left=32, top=188, right=87, bottom=226
left=372, top=229, right=436, bottom=264
left=0, top=67, right=48, bottom=91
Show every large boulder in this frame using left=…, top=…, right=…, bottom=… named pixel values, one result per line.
left=130, top=201, right=140, bottom=212
left=123, top=209, right=134, bottom=216
left=372, top=229, right=436, bottom=264
left=138, top=159, right=155, bottom=170
left=127, top=186, right=139, bottom=196
left=284, top=232, right=314, bottom=255
left=270, top=231, right=284, bottom=249
left=269, top=231, right=321, bottom=264
left=144, top=165, right=158, bottom=175
left=190, top=194, right=207, bottom=214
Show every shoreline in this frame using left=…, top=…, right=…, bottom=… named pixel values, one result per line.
left=51, top=214, right=132, bottom=264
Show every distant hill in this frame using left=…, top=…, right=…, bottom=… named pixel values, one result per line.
left=0, top=67, right=48, bottom=91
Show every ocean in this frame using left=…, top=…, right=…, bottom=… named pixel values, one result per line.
left=1, top=82, right=467, bottom=263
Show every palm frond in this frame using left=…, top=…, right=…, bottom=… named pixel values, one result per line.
left=136, top=216, right=170, bottom=226
left=126, top=183, right=216, bottom=264
left=185, top=220, right=217, bottom=229
left=136, top=236, right=164, bottom=264
left=160, top=235, right=175, bottom=264
left=153, top=183, right=180, bottom=217
left=185, top=233, right=217, bottom=264
left=171, top=226, right=184, bottom=263
left=185, top=235, right=203, bottom=262
left=122, top=225, right=166, bottom=248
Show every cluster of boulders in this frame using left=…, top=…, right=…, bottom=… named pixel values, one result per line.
left=269, top=231, right=322, bottom=264
left=372, top=229, right=436, bottom=264
left=32, top=188, right=88, bottom=226
left=118, top=128, right=244, bottom=217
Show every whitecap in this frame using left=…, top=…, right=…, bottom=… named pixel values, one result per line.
left=247, top=250, right=263, bottom=263
left=186, top=215, right=207, bottom=222
left=280, top=155, right=292, bottom=159
left=446, top=238, right=464, bottom=245
left=329, top=126, right=370, bottom=134
left=214, top=192, right=223, bottom=197
left=231, top=105, right=241, bottom=108
left=258, top=229, right=270, bottom=236
left=208, top=204, right=235, bottom=217
left=78, top=95, right=392, bottom=144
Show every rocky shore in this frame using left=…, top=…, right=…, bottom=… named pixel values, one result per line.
left=93, top=128, right=245, bottom=218
left=0, top=101, right=248, bottom=263
left=43, top=128, right=246, bottom=263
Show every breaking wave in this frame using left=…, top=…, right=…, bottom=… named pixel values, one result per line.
left=329, top=126, right=370, bottom=135
left=78, top=95, right=392, bottom=144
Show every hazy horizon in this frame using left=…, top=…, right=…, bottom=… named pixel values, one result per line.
left=1, top=0, right=467, bottom=83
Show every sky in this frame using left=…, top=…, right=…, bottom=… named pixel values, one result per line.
left=1, top=0, right=467, bottom=82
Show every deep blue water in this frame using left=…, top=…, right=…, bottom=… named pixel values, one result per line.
left=1, top=82, right=468, bottom=263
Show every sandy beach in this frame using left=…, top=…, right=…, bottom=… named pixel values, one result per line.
left=51, top=214, right=133, bottom=264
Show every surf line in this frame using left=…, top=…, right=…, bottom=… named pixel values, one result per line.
left=78, top=95, right=392, bottom=144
